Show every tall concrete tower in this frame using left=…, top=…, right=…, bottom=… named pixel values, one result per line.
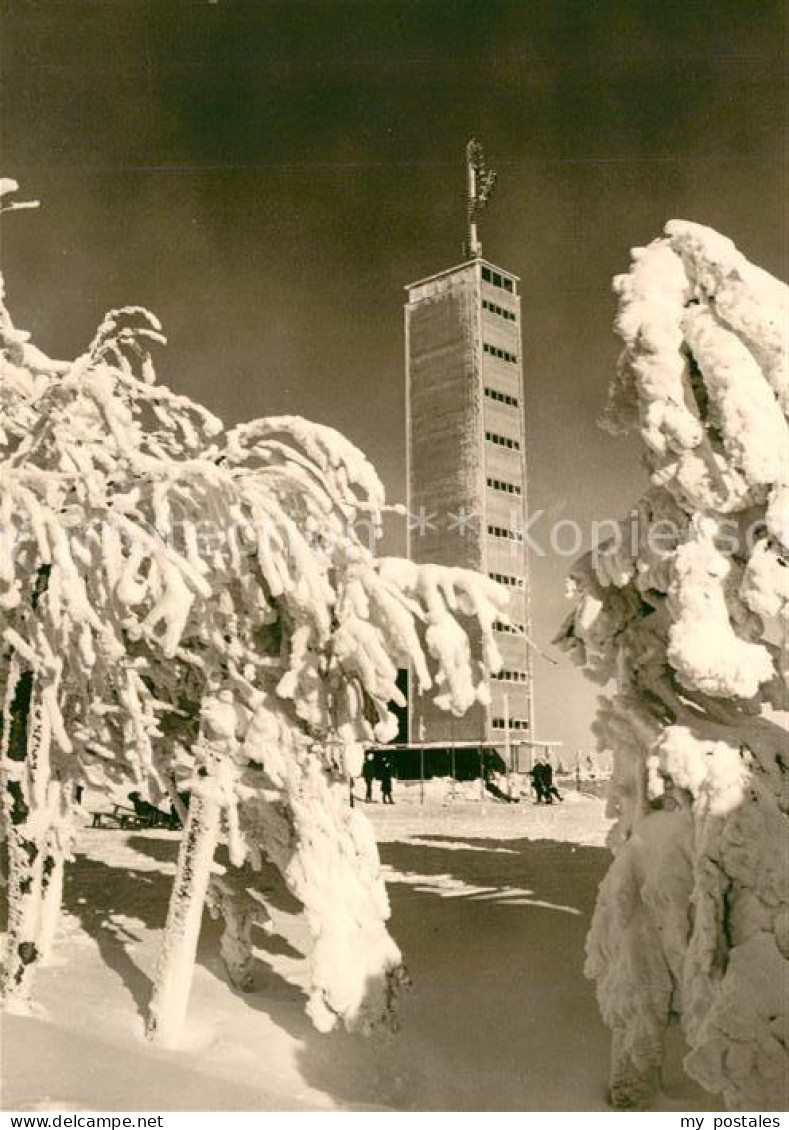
left=405, top=142, right=533, bottom=747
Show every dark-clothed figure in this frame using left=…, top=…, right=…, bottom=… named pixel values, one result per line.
left=541, top=760, right=563, bottom=802
left=362, top=751, right=377, bottom=803
left=379, top=753, right=394, bottom=805
left=530, top=760, right=548, bottom=803
left=128, top=791, right=168, bottom=826
left=532, top=759, right=563, bottom=804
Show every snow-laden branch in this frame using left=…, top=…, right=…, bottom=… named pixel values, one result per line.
left=0, top=192, right=508, bottom=1043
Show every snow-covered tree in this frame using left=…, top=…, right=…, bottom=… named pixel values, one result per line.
left=557, top=221, right=788, bottom=1110
left=0, top=182, right=509, bottom=1045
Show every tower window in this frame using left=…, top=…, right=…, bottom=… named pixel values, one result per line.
left=486, top=476, right=522, bottom=496
left=482, top=299, right=517, bottom=322
left=487, top=524, right=523, bottom=542
left=485, top=387, right=519, bottom=407
left=491, top=669, right=529, bottom=683
left=481, top=266, right=516, bottom=293
left=488, top=572, right=525, bottom=589
left=493, top=619, right=527, bottom=634
left=485, top=430, right=521, bottom=451
left=483, top=343, right=518, bottom=364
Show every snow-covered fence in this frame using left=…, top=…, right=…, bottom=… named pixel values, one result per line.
left=557, top=221, right=788, bottom=1111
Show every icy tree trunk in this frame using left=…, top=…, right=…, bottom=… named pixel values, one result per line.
left=164, top=775, right=189, bottom=827
left=2, top=825, right=60, bottom=1005
left=36, top=780, right=75, bottom=965
left=0, top=666, right=60, bottom=1008
left=146, top=788, right=221, bottom=1047
left=38, top=838, right=66, bottom=963
left=207, top=866, right=271, bottom=993
left=215, top=894, right=256, bottom=992
left=239, top=744, right=409, bottom=1034
left=609, top=1025, right=663, bottom=1111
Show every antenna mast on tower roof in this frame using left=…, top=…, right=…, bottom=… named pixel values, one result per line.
left=464, top=138, right=497, bottom=260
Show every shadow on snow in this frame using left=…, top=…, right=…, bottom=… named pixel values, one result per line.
left=51, top=832, right=614, bottom=1110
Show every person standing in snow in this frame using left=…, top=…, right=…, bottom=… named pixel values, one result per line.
left=362, top=751, right=377, bottom=803
left=379, top=753, right=395, bottom=805
left=540, top=759, right=563, bottom=804
left=530, top=759, right=548, bottom=802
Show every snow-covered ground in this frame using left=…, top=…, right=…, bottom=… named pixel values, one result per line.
left=2, top=790, right=723, bottom=1112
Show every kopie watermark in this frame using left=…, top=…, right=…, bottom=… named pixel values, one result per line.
left=0, top=504, right=769, bottom=569
left=403, top=504, right=767, bottom=564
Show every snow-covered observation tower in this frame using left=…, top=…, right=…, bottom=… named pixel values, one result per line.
left=404, top=140, right=535, bottom=753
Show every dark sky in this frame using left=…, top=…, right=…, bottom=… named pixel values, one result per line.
left=2, top=0, right=786, bottom=754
